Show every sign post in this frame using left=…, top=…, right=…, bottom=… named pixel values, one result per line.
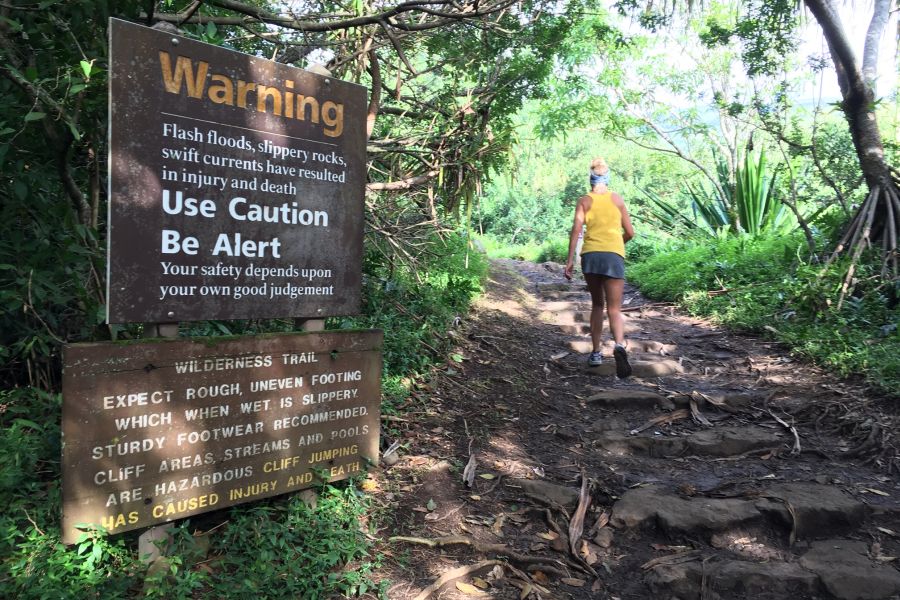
left=60, top=20, right=377, bottom=549
left=62, top=331, right=382, bottom=544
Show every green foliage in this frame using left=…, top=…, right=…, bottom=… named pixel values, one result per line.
left=641, top=150, right=792, bottom=238
left=0, top=390, right=383, bottom=599
left=734, top=150, right=788, bottom=235
left=341, top=232, right=486, bottom=378
left=630, top=235, right=900, bottom=394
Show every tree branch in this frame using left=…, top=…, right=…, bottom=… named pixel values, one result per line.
left=862, top=0, right=891, bottom=87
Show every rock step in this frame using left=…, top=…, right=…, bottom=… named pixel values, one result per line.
left=646, top=539, right=900, bottom=600
left=585, top=360, right=684, bottom=378
left=534, top=283, right=584, bottom=293
left=540, top=290, right=589, bottom=300
left=538, top=300, right=588, bottom=313
left=585, top=388, right=757, bottom=412
left=647, top=557, right=820, bottom=600
left=610, top=483, right=868, bottom=539
left=539, top=309, right=589, bottom=323
left=591, top=426, right=784, bottom=458
left=556, top=323, right=592, bottom=335
left=569, top=338, right=678, bottom=355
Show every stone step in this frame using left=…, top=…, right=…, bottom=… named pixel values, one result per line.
left=586, top=389, right=674, bottom=410
left=591, top=426, right=784, bottom=458
left=646, top=557, right=820, bottom=599
left=800, top=539, right=900, bottom=599
left=610, top=483, right=868, bottom=539
left=568, top=338, right=678, bottom=355
left=611, top=485, right=763, bottom=534
left=538, top=309, right=589, bottom=323
left=584, top=359, right=684, bottom=378
left=540, top=290, right=589, bottom=300
left=538, top=300, right=587, bottom=313
left=558, top=323, right=592, bottom=335
left=645, top=540, right=900, bottom=600
left=534, top=282, right=584, bottom=293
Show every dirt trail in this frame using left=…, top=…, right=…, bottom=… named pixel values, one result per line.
left=371, top=259, right=900, bottom=600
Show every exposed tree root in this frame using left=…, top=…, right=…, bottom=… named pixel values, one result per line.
left=410, top=559, right=503, bottom=600
left=390, top=534, right=590, bottom=575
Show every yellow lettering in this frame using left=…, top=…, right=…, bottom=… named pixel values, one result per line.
left=237, top=80, right=257, bottom=109
left=322, top=101, right=344, bottom=137
left=297, top=95, right=320, bottom=123
left=208, top=74, right=234, bottom=105
left=256, top=85, right=282, bottom=116
left=158, top=52, right=208, bottom=98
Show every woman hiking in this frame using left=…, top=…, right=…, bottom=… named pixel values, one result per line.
left=563, top=157, right=635, bottom=378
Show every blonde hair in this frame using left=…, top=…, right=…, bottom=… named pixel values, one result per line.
left=590, top=157, right=609, bottom=176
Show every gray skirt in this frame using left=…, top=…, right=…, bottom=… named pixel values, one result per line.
left=581, top=251, right=625, bottom=279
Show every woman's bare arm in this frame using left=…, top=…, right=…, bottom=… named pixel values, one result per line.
left=564, top=196, right=589, bottom=279
left=612, top=193, right=635, bottom=243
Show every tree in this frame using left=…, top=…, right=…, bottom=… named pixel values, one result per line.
left=803, top=0, right=900, bottom=288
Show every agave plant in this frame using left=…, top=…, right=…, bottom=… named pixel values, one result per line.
left=641, top=149, right=792, bottom=237
left=734, top=150, right=788, bottom=235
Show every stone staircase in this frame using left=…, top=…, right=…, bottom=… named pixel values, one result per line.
left=525, top=276, right=900, bottom=599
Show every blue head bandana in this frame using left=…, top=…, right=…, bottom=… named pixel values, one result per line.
left=590, top=172, right=609, bottom=186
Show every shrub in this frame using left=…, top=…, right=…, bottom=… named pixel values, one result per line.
left=629, top=233, right=900, bottom=394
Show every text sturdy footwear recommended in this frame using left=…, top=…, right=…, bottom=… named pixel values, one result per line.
left=588, top=351, right=603, bottom=367
left=614, top=344, right=632, bottom=378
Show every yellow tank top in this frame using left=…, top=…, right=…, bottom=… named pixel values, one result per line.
left=581, top=192, right=625, bottom=257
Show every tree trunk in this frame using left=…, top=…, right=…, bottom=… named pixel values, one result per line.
left=805, top=0, right=898, bottom=254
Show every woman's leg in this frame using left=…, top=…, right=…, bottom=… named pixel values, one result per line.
left=603, top=277, right=632, bottom=377
left=602, top=277, right=626, bottom=346
left=584, top=274, right=607, bottom=352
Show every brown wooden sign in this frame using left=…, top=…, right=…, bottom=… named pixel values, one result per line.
left=107, top=19, right=367, bottom=323
left=61, top=331, right=381, bottom=544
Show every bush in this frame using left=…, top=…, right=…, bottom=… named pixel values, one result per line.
left=629, top=233, right=900, bottom=394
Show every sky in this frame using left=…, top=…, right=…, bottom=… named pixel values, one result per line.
left=800, top=2, right=898, bottom=100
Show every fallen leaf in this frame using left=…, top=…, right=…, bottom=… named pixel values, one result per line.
left=455, top=581, right=488, bottom=596
left=865, top=488, right=890, bottom=497
left=531, top=571, right=549, bottom=585
left=470, top=495, right=482, bottom=501
left=426, top=498, right=437, bottom=511
left=537, top=531, right=559, bottom=541
left=472, top=577, right=489, bottom=590
left=876, top=527, right=898, bottom=537
left=592, top=579, right=603, bottom=592
left=412, top=506, right=428, bottom=513
left=561, top=577, right=586, bottom=587
left=876, top=556, right=897, bottom=562
left=518, top=582, right=533, bottom=599
left=478, top=473, right=496, bottom=480
left=492, top=514, right=507, bottom=535
left=463, top=453, right=477, bottom=488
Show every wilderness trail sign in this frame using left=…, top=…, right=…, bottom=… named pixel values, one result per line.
left=107, top=18, right=367, bottom=323
left=61, top=331, right=381, bottom=544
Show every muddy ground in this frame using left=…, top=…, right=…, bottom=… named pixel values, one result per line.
left=365, top=259, right=900, bottom=600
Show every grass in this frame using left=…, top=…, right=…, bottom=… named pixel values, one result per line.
left=479, top=235, right=568, bottom=263
left=628, top=233, right=900, bottom=395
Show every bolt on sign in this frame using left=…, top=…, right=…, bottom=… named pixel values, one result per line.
left=106, top=18, right=367, bottom=323
left=61, top=331, right=381, bottom=544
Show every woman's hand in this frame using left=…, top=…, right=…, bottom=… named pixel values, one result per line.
left=564, top=261, right=574, bottom=280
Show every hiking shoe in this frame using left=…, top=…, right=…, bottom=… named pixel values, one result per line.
left=613, top=344, right=632, bottom=378
left=588, top=351, right=603, bottom=367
